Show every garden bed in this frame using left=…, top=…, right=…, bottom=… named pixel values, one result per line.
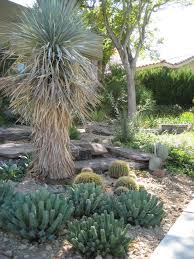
left=0, top=171, right=193, bottom=259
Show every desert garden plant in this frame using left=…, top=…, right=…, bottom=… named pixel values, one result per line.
left=0, top=0, right=102, bottom=180
left=67, top=211, right=131, bottom=258
left=0, top=189, right=74, bottom=241
left=115, top=191, right=164, bottom=227
left=109, top=160, right=131, bottom=179
left=67, top=183, right=105, bottom=218
left=115, top=176, right=139, bottom=191
left=74, top=172, right=103, bottom=186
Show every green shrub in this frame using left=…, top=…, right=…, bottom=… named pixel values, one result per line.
left=115, top=191, right=164, bottom=227
left=109, top=160, right=130, bottom=179
left=67, top=183, right=105, bottom=218
left=90, top=109, right=106, bottom=122
left=0, top=160, right=27, bottom=182
left=69, top=126, right=80, bottom=140
left=114, top=186, right=129, bottom=196
left=0, top=189, right=74, bottom=241
left=137, top=67, right=194, bottom=106
left=115, top=176, right=139, bottom=191
left=74, top=172, right=103, bottom=186
left=67, top=211, right=131, bottom=258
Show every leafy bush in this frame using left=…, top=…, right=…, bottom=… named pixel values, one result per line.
left=115, top=176, right=139, bottom=191
left=115, top=191, right=164, bottom=227
left=67, top=183, right=105, bottom=218
left=90, top=109, right=106, bottom=122
left=0, top=158, right=30, bottom=182
left=109, top=160, right=130, bottom=179
left=74, top=172, right=103, bottom=186
left=67, top=211, right=131, bottom=258
left=69, top=126, right=80, bottom=140
left=0, top=189, right=74, bottom=241
left=137, top=67, right=194, bottom=106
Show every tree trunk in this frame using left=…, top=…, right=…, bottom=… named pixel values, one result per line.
left=125, top=65, right=137, bottom=117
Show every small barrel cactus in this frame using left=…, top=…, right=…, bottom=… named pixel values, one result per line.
left=74, top=172, right=103, bottom=186
left=81, top=167, right=94, bottom=173
left=114, top=186, right=129, bottom=196
left=115, top=176, right=139, bottom=191
left=0, top=189, right=74, bottom=241
left=109, top=160, right=130, bottom=179
left=67, top=211, right=132, bottom=258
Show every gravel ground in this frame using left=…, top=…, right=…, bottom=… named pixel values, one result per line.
left=0, top=172, right=193, bottom=259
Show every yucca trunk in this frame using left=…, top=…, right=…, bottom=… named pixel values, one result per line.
left=32, top=103, right=74, bottom=179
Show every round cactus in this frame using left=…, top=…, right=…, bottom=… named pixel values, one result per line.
left=109, top=160, right=130, bottom=179
left=74, top=172, right=103, bottom=186
left=81, top=167, right=94, bottom=173
left=114, top=186, right=129, bottom=196
left=128, top=172, right=137, bottom=180
left=115, top=176, right=139, bottom=191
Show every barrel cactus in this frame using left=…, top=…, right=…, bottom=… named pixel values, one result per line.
left=67, top=211, right=131, bottom=258
left=74, top=172, right=103, bottom=186
left=109, top=160, right=130, bottom=179
left=115, top=191, right=165, bottom=227
left=0, top=189, right=73, bottom=241
left=81, top=167, right=94, bottom=173
left=115, top=176, right=139, bottom=191
left=67, top=183, right=105, bottom=217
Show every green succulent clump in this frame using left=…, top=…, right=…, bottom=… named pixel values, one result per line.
left=114, top=186, right=129, bottom=196
left=109, top=160, right=130, bottom=179
left=74, top=172, right=103, bottom=186
left=67, top=183, right=105, bottom=217
left=115, top=191, right=164, bottom=227
left=81, top=167, right=94, bottom=173
left=67, top=211, right=131, bottom=258
left=0, top=181, right=15, bottom=207
left=0, top=189, right=73, bottom=241
left=115, top=176, right=139, bottom=191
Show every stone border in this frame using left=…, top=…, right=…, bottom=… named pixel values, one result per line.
left=150, top=197, right=194, bottom=259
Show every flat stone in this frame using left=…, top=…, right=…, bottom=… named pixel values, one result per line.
left=0, top=143, right=33, bottom=158
left=0, top=126, right=31, bottom=141
left=160, top=124, right=192, bottom=134
left=75, top=158, right=146, bottom=173
left=150, top=211, right=194, bottom=259
left=87, top=124, right=113, bottom=136
left=78, top=142, right=108, bottom=156
left=106, top=146, right=152, bottom=162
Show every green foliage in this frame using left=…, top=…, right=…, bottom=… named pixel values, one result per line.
left=74, top=172, right=103, bottom=186
left=115, top=191, right=164, bottom=227
left=69, top=126, right=81, bottom=140
left=67, top=183, right=105, bottom=218
left=137, top=67, right=194, bottom=106
left=67, top=211, right=131, bottom=258
left=109, top=160, right=130, bottom=179
left=0, top=181, right=15, bottom=207
left=115, top=110, right=139, bottom=143
left=114, top=186, right=129, bottom=196
left=0, top=158, right=30, bottom=182
left=115, top=176, right=139, bottom=191
left=90, top=109, right=106, bottom=122
left=0, top=189, right=73, bottom=241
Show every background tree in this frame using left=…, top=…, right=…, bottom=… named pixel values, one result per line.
left=101, top=0, right=190, bottom=117
left=0, top=0, right=102, bottom=180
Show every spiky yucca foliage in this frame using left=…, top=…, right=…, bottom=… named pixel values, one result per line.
left=67, top=211, right=131, bottom=258
left=74, top=172, right=103, bottom=186
left=0, top=0, right=102, bottom=179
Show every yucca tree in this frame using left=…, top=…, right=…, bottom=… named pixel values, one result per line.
left=0, top=0, right=102, bottom=180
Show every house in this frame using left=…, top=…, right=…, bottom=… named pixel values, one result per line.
left=111, top=51, right=194, bottom=72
